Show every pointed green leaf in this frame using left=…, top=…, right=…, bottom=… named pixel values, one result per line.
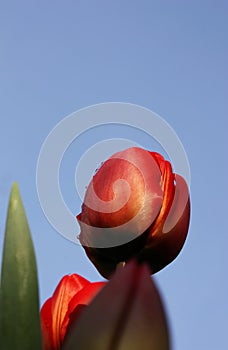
left=0, top=183, right=42, bottom=350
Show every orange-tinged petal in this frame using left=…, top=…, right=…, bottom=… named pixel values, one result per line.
left=51, top=274, right=90, bottom=348
left=148, top=160, right=175, bottom=238
left=79, top=148, right=163, bottom=246
left=40, top=274, right=91, bottom=350
left=62, top=282, right=105, bottom=345
left=40, top=298, right=54, bottom=350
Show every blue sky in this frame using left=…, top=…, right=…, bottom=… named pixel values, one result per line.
left=0, top=1, right=227, bottom=349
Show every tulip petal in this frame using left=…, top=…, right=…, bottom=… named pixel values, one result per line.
left=140, top=174, right=190, bottom=273
left=116, top=264, right=169, bottom=350
left=40, top=274, right=91, bottom=349
left=63, top=260, right=138, bottom=349
left=78, top=148, right=163, bottom=248
left=163, top=174, right=190, bottom=236
left=41, top=299, right=54, bottom=350
left=63, top=282, right=105, bottom=343
left=63, top=261, right=170, bottom=350
left=147, top=159, right=175, bottom=237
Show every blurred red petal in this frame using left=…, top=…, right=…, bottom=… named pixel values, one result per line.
left=117, top=264, right=169, bottom=350
left=63, top=260, right=138, bottom=349
left=63, top=261, right=170, bottom=350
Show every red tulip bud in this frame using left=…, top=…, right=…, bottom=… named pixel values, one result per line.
left=77, top=147, right=190, bottom=278
left=40, top=274, right=105, bottom=350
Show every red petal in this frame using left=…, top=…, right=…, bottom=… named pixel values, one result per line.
left=162, top=173, right=190, bottom=251
left=63, top=282, right=105, bottom=344
left=142, top=174, right=190, bottom=273
left=40, top=274, right=90, bottom=349
left=40, top=298, right=54, bottom=350
left=78, top=147, right=163, bottom=246
left=148, top=160, right=175, bottom=239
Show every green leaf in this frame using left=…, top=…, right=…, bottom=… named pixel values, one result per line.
left=0, top=183, right=42, bottom=350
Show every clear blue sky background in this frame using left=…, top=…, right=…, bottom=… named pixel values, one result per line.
left=0, top=1, right=227, bottom=349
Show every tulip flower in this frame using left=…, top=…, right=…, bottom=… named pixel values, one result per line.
left=77, top=147, right=190, bottom=278
left=63, top=260, right=170, bottom=350
left=40, top=274, right=105, bottom=350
